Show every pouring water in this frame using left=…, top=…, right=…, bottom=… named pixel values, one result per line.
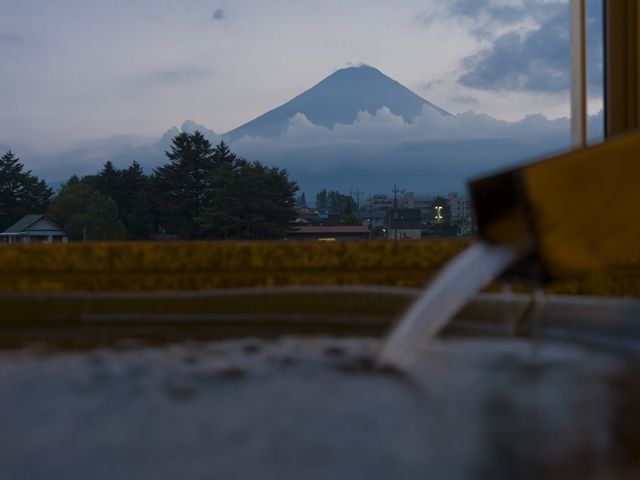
left=378, top=242, right=524, bottom=368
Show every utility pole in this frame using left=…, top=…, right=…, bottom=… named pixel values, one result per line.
left=392, top=184, right=404, bottom=209
left=391, top=184, right=404, bottom=240
left=368, top=195, right=373, bottom=239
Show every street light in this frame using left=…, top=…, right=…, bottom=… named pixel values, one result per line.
left=435, top=205, right=443, bottom=223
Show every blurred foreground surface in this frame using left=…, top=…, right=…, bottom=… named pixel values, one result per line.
left=1, top=240, right=638, bottom=297
left=1, top=337, right=639, bottom=479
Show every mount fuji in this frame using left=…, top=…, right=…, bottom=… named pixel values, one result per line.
left=225, top=65, right=450, bottom=141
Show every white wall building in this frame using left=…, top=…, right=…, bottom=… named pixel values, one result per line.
left=0, top=215, right=68, bottom=244
left=448, top=192, right=472, bottom=224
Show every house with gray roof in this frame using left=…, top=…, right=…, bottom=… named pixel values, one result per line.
left=386, top=208, right=424, bottom=240
left=0, top=215, right=68, bottom=244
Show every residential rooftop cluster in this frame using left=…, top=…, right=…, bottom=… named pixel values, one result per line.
left=289, top=191, right=474, bottom=241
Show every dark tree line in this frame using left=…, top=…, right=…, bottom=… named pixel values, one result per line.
left=154, top=133, right=297, bottom=239
left=0, top=151, right=53, bottom=230
left=0, top=132, right=298, bottom=240
left=315, top=189, right=359, bottom=225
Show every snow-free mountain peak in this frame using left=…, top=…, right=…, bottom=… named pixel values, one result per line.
left=225, top=65, right=450, bottom=140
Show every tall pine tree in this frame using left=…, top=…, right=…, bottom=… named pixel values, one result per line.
left=0, top=151, right=53, bottom=230
left=153, top=131, right=215, bottom=237
left=152, top=134, right=298, bottom=240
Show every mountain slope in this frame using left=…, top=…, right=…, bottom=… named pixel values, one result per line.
left=225, top=65, right=449, bottom=140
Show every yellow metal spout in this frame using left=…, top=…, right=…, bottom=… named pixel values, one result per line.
left=470, top=132, right=640, bottom=280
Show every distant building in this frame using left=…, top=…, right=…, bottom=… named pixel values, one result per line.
left=448, top=192, right=473, bottom=224
left=364, top=192, right=472, bottom=236
left=366, top=192, right=434, bottom=218
left=287, top=226, right=370, bottom=242
left=0, top=214, right=68, bottom=244
left=413, top=195, right=434, bottom=216
left=359, top=210, right=386, bottom=228
left=295, top=208, right=335, bottom=226
left=386, top=208, right=423, bottom=240
left=367, top=194, right=393, bottom=210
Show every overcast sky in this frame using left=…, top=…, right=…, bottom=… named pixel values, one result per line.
left=1, top=0, right=602, bottom=152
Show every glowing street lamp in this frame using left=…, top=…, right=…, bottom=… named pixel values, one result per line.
left=434, top=205, right=444, bottom=223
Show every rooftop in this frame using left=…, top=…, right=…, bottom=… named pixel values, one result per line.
left=1, top=214, right=66, bottom=236
left=291, top=226, right=369, bottom=234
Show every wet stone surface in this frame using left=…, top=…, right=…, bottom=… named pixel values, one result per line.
left=0, top=337, right=637, bottom=480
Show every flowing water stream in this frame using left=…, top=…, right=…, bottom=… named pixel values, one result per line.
left=379, top=242, right=523, bottom=368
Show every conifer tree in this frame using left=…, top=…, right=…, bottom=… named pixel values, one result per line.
left=295, top=192, right=307, bottom=208
left=118, top=161, right=149, bottom=227
left=0, top=151, right=53, bottom=230
left=95, top=161, right=120, bottom=199
left=152, top=134, right=298, bottom=240
left=212, top=140, right=236, bottom=166
left=153, top=131, right=215, bottom=237
left=126, top=193, right=155, bottom=239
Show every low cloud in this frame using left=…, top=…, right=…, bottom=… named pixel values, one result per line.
left=178, top=120, right=220, bottom=145
left=228, top=106, right=603, bottom=194
left=450, top=95, right=478, bottom=105
left=232, top=105, right=585, bottom=150
left=21, top=105, right=604, bottom=197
